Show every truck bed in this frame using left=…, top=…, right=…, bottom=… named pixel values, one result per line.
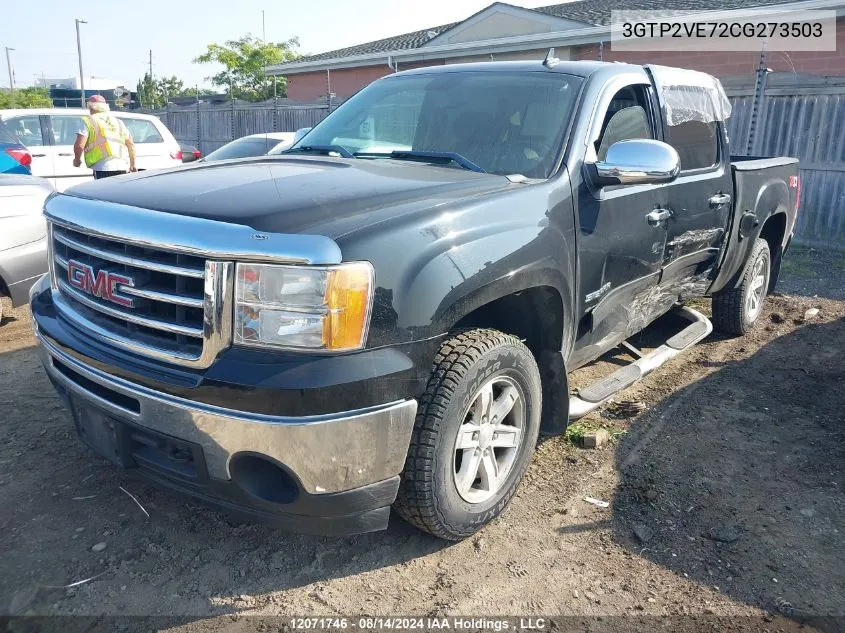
left=709, top=155, right=799, bottom=294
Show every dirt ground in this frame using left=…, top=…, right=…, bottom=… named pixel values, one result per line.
left=1, top=250, right=844, bottom=633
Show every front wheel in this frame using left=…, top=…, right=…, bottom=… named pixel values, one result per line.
left=394, top=329, right=542, bottom=540
left=712, top=238, right=771, bottom=336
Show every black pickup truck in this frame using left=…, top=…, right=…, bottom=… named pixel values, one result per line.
left=29, top=59, right=799, bottom=540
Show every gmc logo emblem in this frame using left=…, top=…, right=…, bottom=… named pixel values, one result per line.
left=67, top=260, right=135, bottom=309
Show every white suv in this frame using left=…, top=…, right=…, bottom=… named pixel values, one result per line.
left=0, top=108, right=181, bottom=191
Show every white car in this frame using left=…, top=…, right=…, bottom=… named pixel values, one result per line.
left=0, top=108, right=181, bottom=191
left=202, top=132, right=296, bottom=161
left=0, top=174, right=52, bottom=322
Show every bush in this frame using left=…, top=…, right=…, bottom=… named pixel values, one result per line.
left=0, top=88, right=53, bottom=109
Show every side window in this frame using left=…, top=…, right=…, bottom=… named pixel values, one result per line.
left=661, top=86, right=719, bottom=171
left=119, top=118, right=164, bottom=144
left=49, top=115, right=86, bottom=145
left=665, top=120, right=718, bottom=171
left=6, top=116, right=44, bottom=147
left=595, top=85, right=654, bottom=161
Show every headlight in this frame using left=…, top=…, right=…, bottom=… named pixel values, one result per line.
left=234, top=261, right=374, bottom=351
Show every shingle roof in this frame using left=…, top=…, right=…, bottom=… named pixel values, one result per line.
left=534, top=0, right=802, bottom=26
left=299, top=22, right=460, bottom=63
left=295, top=0, right=808, bottom=63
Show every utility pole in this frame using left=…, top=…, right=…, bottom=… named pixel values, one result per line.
left=4, top=47, right=14, bottom=107
left=746, top=38, right=769, bottom=155
left=75, top=19, right=87, bottom=107
left=262, top=10, right=266, bottom=42
left=149, top=49, right=153, bottom=81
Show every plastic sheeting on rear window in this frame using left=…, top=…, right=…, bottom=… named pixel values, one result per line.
left=648, top=65, right=732, bottom=127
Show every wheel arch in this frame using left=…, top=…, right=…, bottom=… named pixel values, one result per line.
left=446, top=278, right=570, bottom=437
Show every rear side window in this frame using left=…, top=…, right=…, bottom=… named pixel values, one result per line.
left=49, top=115, right=86, bottom=145
left=119, top=118, right=164, bottom=144
left=6, top=116, right=44, bottom=147
left=204, top=137, right=270, bottom=161
left=0, top=120, right=19, bottom=144
left=660, top=85, right=719, bottom=171
left=665, top=119, right=718, bottom=171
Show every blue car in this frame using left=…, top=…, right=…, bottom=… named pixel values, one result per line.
left=0, top=119, right=32, bottom=175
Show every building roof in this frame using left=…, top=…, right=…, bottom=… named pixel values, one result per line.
left=295, top=0, right=804, bottom=64
left=533, top=0, right=800, bottom=26
left=300, top=22, right=460, bottom=62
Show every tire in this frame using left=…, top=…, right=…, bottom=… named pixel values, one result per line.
left=712, top=238, right=771, bottom=336
left=394, top=328, right=542, bottom=540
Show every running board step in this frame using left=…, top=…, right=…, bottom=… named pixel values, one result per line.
left=569, top=305, right=712, bottom=420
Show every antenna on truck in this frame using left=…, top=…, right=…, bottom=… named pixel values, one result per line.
left=543, top=48, right=559, bottom=68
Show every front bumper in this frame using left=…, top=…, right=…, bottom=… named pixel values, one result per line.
left=37, top=331, right=418, bottom=535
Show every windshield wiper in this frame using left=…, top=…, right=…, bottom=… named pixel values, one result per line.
left=284, top=145, right=354, bottom=158
left=354, top=150, right=486, bottom=173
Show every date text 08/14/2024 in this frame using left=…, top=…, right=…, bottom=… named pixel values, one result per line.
left=288, top=617, right=547, bottom=631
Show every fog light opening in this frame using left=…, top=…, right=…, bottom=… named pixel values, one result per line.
left=229, top=453, right=299, bottom=505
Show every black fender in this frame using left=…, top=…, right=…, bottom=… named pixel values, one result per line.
left=710, top=174, right=792, bottom=295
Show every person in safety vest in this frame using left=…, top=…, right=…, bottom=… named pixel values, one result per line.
left=73, top=95, right=137, bottom=179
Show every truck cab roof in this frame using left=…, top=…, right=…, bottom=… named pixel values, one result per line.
left=390, top=59, right=647, bottom=79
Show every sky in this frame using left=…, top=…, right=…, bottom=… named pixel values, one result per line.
left=0, top=0, right=559, bottom=91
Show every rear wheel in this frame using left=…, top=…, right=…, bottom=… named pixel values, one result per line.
left=394, top=329, right=542, bottom=540
left=712, top=238, right=771, bottom=335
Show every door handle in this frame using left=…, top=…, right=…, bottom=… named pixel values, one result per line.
left=58, top=152, right=74, bottom=157
left=32, top=153, right=46, bottom=157
left=647, top=208, right=673, bottom=225
left=709, top=193, right=732, bottom=207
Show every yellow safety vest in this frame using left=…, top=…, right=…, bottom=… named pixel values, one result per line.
left=83, top=113, right=127, bottom=168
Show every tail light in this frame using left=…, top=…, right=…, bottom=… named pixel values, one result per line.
left=170, top=150, right=183, bottom=160
left=193, top=149, right=201, bottom=159
left=789, top=174, right=800, bottom=214
left=5, top=148, right=32, bottom=168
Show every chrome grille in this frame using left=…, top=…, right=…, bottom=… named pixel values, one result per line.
left=49, top=222, right=233, bottom=368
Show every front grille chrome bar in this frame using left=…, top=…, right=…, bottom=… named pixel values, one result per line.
left=53, top=229, right=205, bottom=279
left=57, top=277, right=204, bottom=338
left=54, top=254, right=204, bottom=309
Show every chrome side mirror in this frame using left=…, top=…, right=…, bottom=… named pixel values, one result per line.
left=592, top=139, right=680, bottom=186
left=293, top=127, right=312, bottom=144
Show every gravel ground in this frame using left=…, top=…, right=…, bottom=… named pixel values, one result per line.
left=1, top=265, right=843, bottom=632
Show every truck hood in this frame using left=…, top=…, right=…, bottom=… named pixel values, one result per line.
left=64, top=156, right=514, bottom=239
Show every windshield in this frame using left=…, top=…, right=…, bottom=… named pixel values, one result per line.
left=294, top=71, right=581, bottom=179
left=204, top=136, right=277, bottom=161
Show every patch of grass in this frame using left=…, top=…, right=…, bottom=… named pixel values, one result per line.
left=780, top=256, right=815, bottom=278
left=564, top=420, right=600, bottom=445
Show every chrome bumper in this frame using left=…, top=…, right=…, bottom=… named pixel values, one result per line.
left=37, top=334, right=417, bottom=494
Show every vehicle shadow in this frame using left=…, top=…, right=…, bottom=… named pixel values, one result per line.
left=609, top=316, right=845, bottom=630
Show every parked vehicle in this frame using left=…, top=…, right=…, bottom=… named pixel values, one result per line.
left=202, top=132, right=295, bottom=161
left=178, top=144, right=202, bottom=163
left=0, top=108, right=181, bottom=191
left=0, top=119, right=32, bottom=175
left=29, top=60, right=798, bottom=539
left=0, top=174, right=52, bottom=322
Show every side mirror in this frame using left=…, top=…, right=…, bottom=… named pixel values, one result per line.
left=592, top=139, right=680, bottom=186
left=293, top=127, right=312, bottom=144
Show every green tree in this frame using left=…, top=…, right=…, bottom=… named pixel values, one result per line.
left=136, top=74, right=205, bottom=108
left=194, top=34, right=299, bottom=101
left=0, top=87, right=53, bottom=109
left=136, top=72, right=163, bottom=109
